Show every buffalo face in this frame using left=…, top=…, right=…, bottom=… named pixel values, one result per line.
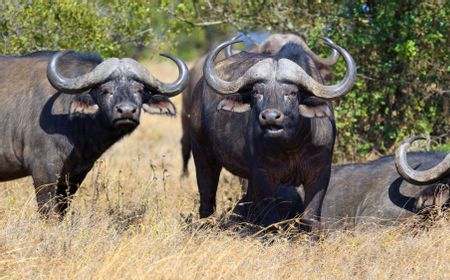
left=253, top=82, right=301, bottom=140
left=93, top=78, right=142, bottom=131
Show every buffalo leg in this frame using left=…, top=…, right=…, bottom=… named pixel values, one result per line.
left=302, top=166, right=331, bottom=233
left=192, top=142, right=221, bottom=218
left=248, top=170, right=280, bottom=226
left=55, top=172, right=88, bottom=215
left=32, top=170, right=88, bottom=219
left=180, top=131, right=191, bottom=177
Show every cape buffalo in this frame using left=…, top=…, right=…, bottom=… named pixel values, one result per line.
left=321, top=137, right=449, bottom=229
left=185, top=37, right=356, bottom=231
left=0, top=50, right=188, bottom=218
left=258, top=137, right=450, bottom=229
left=181, top=33, right=339, bottom=176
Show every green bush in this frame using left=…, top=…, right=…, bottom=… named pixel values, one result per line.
left=0, top=0, right=163, bottom=57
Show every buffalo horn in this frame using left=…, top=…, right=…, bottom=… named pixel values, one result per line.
left=127, top=53, right=189, bottom=97
left=47, top=50, right=120, bottom=94
left=300, top=37, right=340, bottom=66
left=204, top=37, right=356, bottom=100
left=284, top=37, right=356, bottom=100
left=395, top=136, right=450, bottom=185
left=225, top=34, right=246, bottom=58
left=47, top=51, right=188, bottom=97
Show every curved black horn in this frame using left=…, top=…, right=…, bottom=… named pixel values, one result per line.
left=395, top=136, right=450, bottom=185
left=47, top=50, right=119, bottom=94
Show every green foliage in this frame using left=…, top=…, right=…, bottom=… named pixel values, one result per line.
left=329, top=1, right=449, bottom=159
left=0, top=0, right=164, bottom=57
left=165, top=0, right=449, bottom=160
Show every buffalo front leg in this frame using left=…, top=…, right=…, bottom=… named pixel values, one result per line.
left=247, top=169, right=281, bottom=227
left=192, top=142, right=221, bottom=218
left=32, top=171, right=88, bottom=219
left=301, top=166, right=331, bottom=233
left=180, top=118, right=192, bottom=177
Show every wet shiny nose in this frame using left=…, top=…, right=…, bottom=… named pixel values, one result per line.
left=115, top=102, right=137, bottom=116
left=259, top=109, right=284, bottom=126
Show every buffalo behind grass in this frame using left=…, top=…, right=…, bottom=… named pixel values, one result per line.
left=0, top=61, right=448, bottom=279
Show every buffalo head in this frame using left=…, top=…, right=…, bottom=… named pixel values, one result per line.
left=47, top=51, right=188, bottom=131
left=396, top=136, right=450, bottom=210
left=204, top=37, right=356, bottom=142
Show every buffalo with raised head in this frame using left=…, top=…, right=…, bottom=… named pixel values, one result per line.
left=181, top=33, right=340, bottom=175
left=0, top=50, right=188, bottom=218
left=185, top=37, right=356, bottom=231
left=264, top=137, right=449, bottom=229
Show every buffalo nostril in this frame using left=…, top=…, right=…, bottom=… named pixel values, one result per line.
left=260, top=109, right=284, bottom=125
left=116, top=103, right=137, bottom=115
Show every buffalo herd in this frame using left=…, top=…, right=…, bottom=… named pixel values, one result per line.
left=0, top=33, right=448, bottom=234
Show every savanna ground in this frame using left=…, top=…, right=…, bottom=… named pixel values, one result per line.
left=0, top=61, right=448, bottom=280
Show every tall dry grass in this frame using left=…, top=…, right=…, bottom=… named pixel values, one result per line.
left=0, top=60, right=448, bottom=279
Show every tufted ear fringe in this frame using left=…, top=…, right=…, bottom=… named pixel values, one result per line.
left=217, top=98, right=251, bottom=113
left=299, top=104, right=331, bottom=118
left=69, top=95, right=99, bottom=115
left=142, top=96, right=176, bottom=116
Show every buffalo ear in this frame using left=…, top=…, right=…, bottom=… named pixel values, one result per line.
left=69, top=94, right=99, bottom=115
left=142, top=95, right=176, bottom=116
left=299, top=104, right=331, bottom=118
left=217, top=98, right=251, bottom=113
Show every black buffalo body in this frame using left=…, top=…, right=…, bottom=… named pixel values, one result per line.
left=0, top=50, right=188, bottom=217
left=184, top=37, right=356, bottom=230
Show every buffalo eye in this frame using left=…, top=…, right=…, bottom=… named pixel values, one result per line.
left=285, top=89, right=297, bottom=97
left=131, top=83, right=145, bottom=94
left=252, top=89, right=263, bottom=102
left=102, top=88, right=113, bottom=96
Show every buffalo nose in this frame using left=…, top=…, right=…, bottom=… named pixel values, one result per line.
left=115, top=102, right=137, bottom=115
left=259, top=109, right=284, bottom=126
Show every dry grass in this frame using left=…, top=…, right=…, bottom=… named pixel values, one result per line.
left=0, top=61, right=449, bottom=280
